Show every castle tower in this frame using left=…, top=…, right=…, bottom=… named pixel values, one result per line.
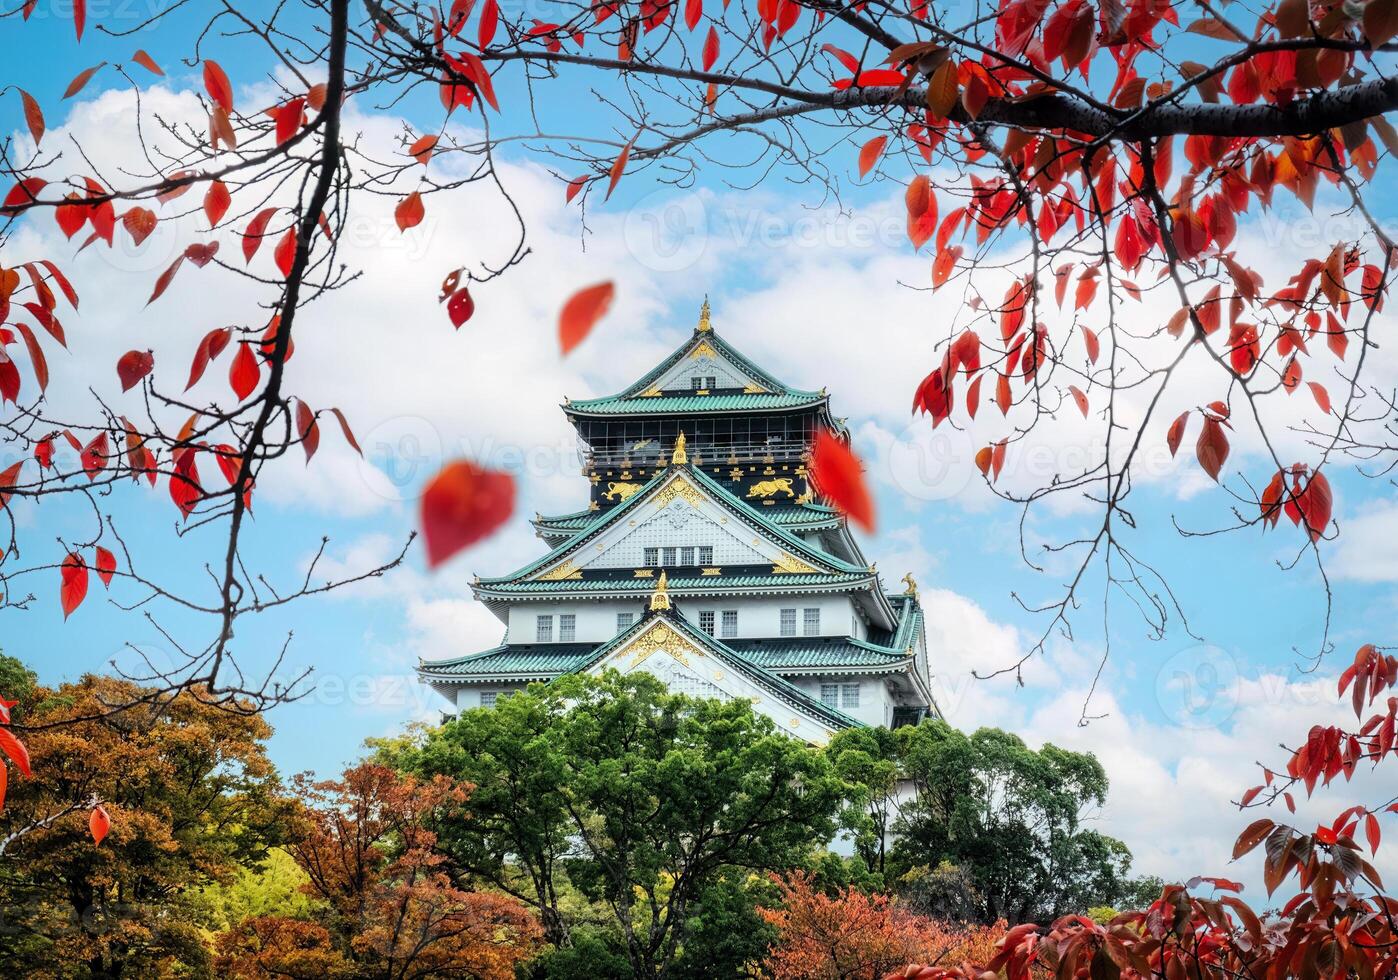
left=417, top=303, right=936, bottom=742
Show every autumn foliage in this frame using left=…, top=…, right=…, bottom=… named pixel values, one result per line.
left=761, top=872, right=1006, bottom=980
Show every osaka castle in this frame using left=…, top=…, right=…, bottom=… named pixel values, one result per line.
left=417, top=302, right=937, bottom=743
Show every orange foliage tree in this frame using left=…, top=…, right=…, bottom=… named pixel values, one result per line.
left=762, top=871, right=1006, bottom=980
left=215, top=763, right=543, bottom=980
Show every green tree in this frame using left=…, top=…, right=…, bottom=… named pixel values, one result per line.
left=399, top=670, right=842, bottom=979
left=839, top=720, right=1141, bottom=925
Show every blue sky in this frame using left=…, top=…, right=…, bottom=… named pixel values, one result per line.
left=5, top=2, right=1398, bottom=893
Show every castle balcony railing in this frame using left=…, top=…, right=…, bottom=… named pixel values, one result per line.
left=578, top=437, right=810, bottom=469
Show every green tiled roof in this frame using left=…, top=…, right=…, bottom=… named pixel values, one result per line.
left=533, top=502, right=844, bottom=538
left=481, top=464, right=870, bottom=587
left=420, top=643, right=595, bottom=678
left=421, top=593, right=922, bottom=679
left=476, top=571, right=870, bottom=596
left=567, top=391, right=824, bottom=416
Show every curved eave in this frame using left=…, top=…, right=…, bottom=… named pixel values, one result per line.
left=562, top=393, right=833, bottom=418
left=471, top=573, right=879, bottom=601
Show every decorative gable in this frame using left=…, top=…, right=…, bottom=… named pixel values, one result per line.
left=529, top=470, right=830, bottom=578
left=643, top=337, right=772, bottom=395
left=588, top=617, right=842, bottom=744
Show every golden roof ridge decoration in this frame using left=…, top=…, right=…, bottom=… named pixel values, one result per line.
left=697, top=297, right=712, bottom=332
left=536, top=559, right=583, bottom=581
left=772, top=551, right=820, bottom=575
left=650, top=570, right=672, bottom=611
left=653, top=472, right=704, bottom=508
left=672, top=431, right=688, bottom=465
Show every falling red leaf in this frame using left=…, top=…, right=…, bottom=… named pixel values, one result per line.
left=809, top=429, right=875, bottom=532
left=95, top=546, right=117, bottom=587
left=61, top=551, right=88, bottom=619
left=116, top=350, right=153, bottom=391
left=420, top=460, right=516, bottom=568
left=558, top=281, right=615, bottom=355
left=63, top=63, right=107, bottom=99
left=228, top=343, right=260, bottom=400
left=0, top=728, right=31, bottom=778
left=74, top=0, right=85, bottom=40
left=203, top=60, right=234, bottom=111
left=395, top=191, right=425, bottom=231
left=19, top=89, right=44, bottom=144
left=89, top=806, right=111, bottom=845
left=131, top=49, right=163, bottom=75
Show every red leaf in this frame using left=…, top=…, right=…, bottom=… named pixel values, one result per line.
left=420, top=460, right=516, bottom=568
left=2, top=177, right=46, bottom=212
left=296, top=399, right=320, bottom=463
left=446, top=287, right=475, bottom=328
left=395, top=191, right=425, bottom=231
left=565, top=175, right=587, bottom=203
left=702, top=25, right=720, bottom=70
left=63, top=63, right=107, bottom=99
left=13, top=322, right=49, bottom=393
left=204, top=179, right=231, bottom=227
left=409, top=135, right=438, bottom=165
left=147, top=254, right=184, bottom=305
left=203, top=60, right=234, bottom=111
left=273, top=228, right=298, bottom=278
left=19, top=89, right=44, bottom=144
left=90, top=806, right=111, bottom=845
left=1196, top=416, right=1230, bottom=480
left=0, top=728, right=30, bottom=778
left=606, top=139, right=633, bottom=200
left=95, top=546, right=116, bottom=587
left=810, top=429, right=875, bottom=532
left=131, top=49, right=163, bottom=76
left=186, top=326, right=232, bottom=390
left=1167, top=411, right=1189, bottom=457
left=74, top=0, right=85, bottom=40
left=120, top=207, right=157, bottom=246
left=116, top=350, right=153, bottom=391
left=228, top=343, right=260, bottom=400
left=61, top=551, right=88, bottom=619
left=1308, top=381, right=1332, bottom=414
left=243, top=207, right=278, bottom=263
left=275, top=96, right=304, bottom=145
left=1083, top=326, right=1100, bottom=364
left=858, top=135, right=888, bottom=177
left=559, top=281, right=616, bottom=354
left=329, top=407, right=362, bottom=455
left=170, top=449, right=201, bottom=518
left=1297, top=470, right=1332, bottom=541
left=479, top=0, right=499, bottom=46
left=1068, top=385, right=1089, bottom=417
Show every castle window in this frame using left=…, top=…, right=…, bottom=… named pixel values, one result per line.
left=841, top=683, right=861, bottom=708
left=721, top=610, right=738, bottom=638
left=820, top=684, right=839, bottom=706
left=617, top=612, right=635, bottom=631
left=662, top=547, right=677, bottom=565
left=803, top=608, right=821, bottom=636
left=536, top=615, right=553, bottom=642
left=699, top=611, right=716, bottom=635
left=644, top=547, right=659, bottom=566
left=699, top=546, right=714, bottom=564
left=780, top=608, right=797, bottom=636
left=691, top=376, right=703, bottom=389
left=680, top=546, right=695, bottom=565
left=480, top=691, right=498, bottom=708
left=559, top=614, right=576, bottom=642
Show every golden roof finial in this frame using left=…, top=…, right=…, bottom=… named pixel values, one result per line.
left=697, top=297, right=712, bottom=332
left=672, top=431, right=688, bottom=465
left=650, top=570, right=672, bottom=611
left=902, top=572, right=919, bottom=598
